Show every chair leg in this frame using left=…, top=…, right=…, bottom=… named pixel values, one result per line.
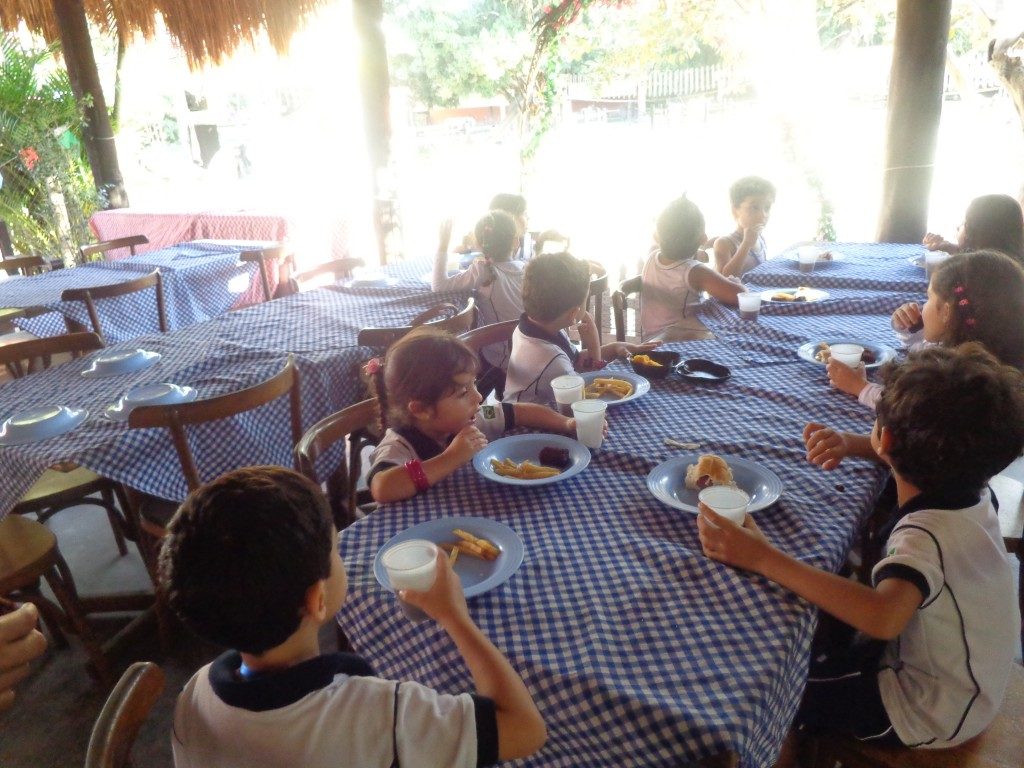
left=99, top=486, right=129, bottom=556
left=44, top=551, right=112, bottom=685
left=18, top=582, right=69, bottom=649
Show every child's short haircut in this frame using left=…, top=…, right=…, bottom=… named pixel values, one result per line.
left=159, top=466, right=334, bottom=654
left=489, top=192, right=527, bottom=217
left=729, top=176, right=776, bottom=208
left=656, top=196, right=705, bottom=261
left=876, top=343, right=1024, bottom=495
left=522, top=252, right=590, bottom=322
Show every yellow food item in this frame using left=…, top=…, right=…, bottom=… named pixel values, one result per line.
left=632, top=354, right=663, bottom=368
left=490, top=457, right=561, bottom=480
left=584, top=377, right=633, bottom=399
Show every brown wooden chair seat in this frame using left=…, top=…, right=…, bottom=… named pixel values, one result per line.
left=85, top=661, right=165, bottom=768
left=357, top=297, right=477, bottom=349
left=611, top=274, right=643, bottom=343
left=61, top=271, right=167, bottom=343
left=79, top=235, right=148, bottom=262
left=806, top=662, right=1024, bottom=768
left=2, top=333, right=132, bottom=556
left=0, top=515, right=112, bottom=683
left=295, top=397, right=380, bottom=530
left=1, top=254, right=49, bottom=276
left=240, top=246, right=286, bottom=303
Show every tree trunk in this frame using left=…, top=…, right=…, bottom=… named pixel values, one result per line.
left=989, top=39, right=1024, bottom=134
left=52, top=0, right=128, bottom=209
left=877, top=0, right=951, bottom=242
left=352, top=0, right=394, bottom=263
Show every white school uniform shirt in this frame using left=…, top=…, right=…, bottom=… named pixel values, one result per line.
left=870, top=488, right=1019, bottom=748
left=639, top=251, right=704, bottom=341
left=433, top=257, right=525, bottom=368
left=172, top=651, right=498, bottom=768
left=504, top=315, right=579, bottom=406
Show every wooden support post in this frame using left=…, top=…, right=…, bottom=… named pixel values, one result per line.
left=877, top=0, right=951, bottom=243
left=52, top=0, right=128, bottom=209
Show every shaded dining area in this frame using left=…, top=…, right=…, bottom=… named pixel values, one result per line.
left=2, top=2, right=1024, bottom=768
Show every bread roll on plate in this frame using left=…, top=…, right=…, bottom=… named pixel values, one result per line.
left=684, top=454, right=735, bottom=490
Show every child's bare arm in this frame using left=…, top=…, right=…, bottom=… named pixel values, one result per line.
left=714, top=231, right=758, bottom=278
left=403, top=553, right=547, bottom=761
left=697, top=507, right=921, bottom=640
left=689, top=263, right=745, bottom=306
left=370, top=427, right=487, bottom=502
left=576, top=310, right=601, bottom=364
left=803, top=422, right=881, bottom=470
left=512, top=403, right=573, bottom=434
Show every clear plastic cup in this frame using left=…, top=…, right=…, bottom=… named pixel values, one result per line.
left=551, top=374, right=585, bottom=416
left=924, top=252, right=948, bottom=279
left=829, top=343, right=864, bottom=368
left=382, top=540, right=439, bottom=622
left=698, top=487, right=750, bottom=526
left=737, top=291, right=762, bottom=320
left=571, top=399, right=607, bottom=449
left=797, top=246, right=820, bottom=273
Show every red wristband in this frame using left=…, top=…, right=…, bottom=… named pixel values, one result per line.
left=404, top=459, right=430, bottom=492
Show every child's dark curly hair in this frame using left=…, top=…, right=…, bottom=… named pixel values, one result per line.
left=876, top=343, right=1024, bottom=495
left=158, top=467, right=334, bottom=654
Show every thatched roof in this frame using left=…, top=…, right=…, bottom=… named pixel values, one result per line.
left=0, top=0, right=329, bottom=68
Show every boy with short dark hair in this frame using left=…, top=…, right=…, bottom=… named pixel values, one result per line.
left=699, top=344, right=1024, bottom=752
left=504, top=252, right=656, bottom=405
left=160, top=466, right=545, bottom=768
left=713, top=176, right=776, bottom=277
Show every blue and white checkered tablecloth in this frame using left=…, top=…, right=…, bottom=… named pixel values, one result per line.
left=337, top=341, right=889, bottom=767
left=744, top=242, right=929, bottom=293
left=0, top=287, right=473, bottom=512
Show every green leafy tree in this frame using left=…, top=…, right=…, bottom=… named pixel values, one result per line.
left=0, top=34, right=97, bottom=261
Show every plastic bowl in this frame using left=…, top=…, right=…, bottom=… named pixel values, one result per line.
left=123, top=383, right=193, bottom=409
left=630, top=350, right=681, bottom=379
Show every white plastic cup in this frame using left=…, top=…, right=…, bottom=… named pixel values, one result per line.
left=829, top=343, right=864, bottom=369
left=382, top=540, right=439, bottom=622
left=737, top=291, right=762, bottom=320
left=797, top=246, right=819, bottom=273
left=698, top=487, right=750, bottom=526
left=571, top=399, right=607, bottom=450
left=551, top=374, right=585, bottom=416
left=924, top=252, right=948, bottom=279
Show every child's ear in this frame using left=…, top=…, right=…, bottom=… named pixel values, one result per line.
left=303, top=579, right=328, bottom=622
left=875, top=424, right=894, bottom=461
left=407, top=399, right=433, bottom=422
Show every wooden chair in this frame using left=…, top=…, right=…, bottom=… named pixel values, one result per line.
left=459, top=319, right=518, bottom=398
left=240, top=246, right=286, bottom=303
left=284, top=257, right=366, bottom=296
left=295, top=397, right=380, bottom=531
left=1, top=332, right=132, bottom=557
left=79, top=235, right=149, bottom=261
left=611, top=274, right=643, bottom=342
left=1, top=254, right=49, bottom=276
left=0, top=515, right=112, bottom=684
left=806, top=662, right=1024, bottom=768
left=357, top=297, right=477, bottom=349
left=61, top=270, right=167, bottom=343
left=85, top=661, right=165, bottom=768
left=587, top=261, right=609, bottom=344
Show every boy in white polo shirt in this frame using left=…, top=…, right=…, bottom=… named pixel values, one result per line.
left=504, top=252, right=657, bottom=405
left=160, top=466, right=545, bottom=768
left=698, top=343, right=1024, bottom=754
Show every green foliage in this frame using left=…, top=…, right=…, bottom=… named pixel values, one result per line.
left=0, top=35, right=97, bottom=261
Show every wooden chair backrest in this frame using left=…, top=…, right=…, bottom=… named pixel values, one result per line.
left=79, top=235, right=149, bottom=261
left=61, top=270, right=167, bottom=342
left=294, top=397, right=379, bottom=529
left=1, top=255, right=48, bottom=276
left=458, top=318, right=518, bottom=355
left=128, top=357, right=302, bottom=491
left=0, top=332, right=104, bottom=379
left=587, top=262, right=609, bottom=344
left=357, top=297, right=477, bottom=350
left=240, top=246, right=286, bottom=303
left=85, top=662, right=165, bottom=768
left=611, top=275, right=642, bottom=342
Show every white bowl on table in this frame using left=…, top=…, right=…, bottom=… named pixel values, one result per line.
left=104, top=383, right=197, bottom=423
left=81, top=348, right=161, bottom=379
left=0, top=405, right=89, bottom=445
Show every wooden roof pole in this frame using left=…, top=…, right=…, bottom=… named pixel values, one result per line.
left=52, top=0, right=128, bottom=209
left=877, top=0, right=951, bottom=243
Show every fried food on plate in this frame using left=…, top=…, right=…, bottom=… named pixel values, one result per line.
left=490, top=457, right=561, bottom=479
left=440, top=530, right=501, bottom=561
left=584, top=377, right=633, bottom=399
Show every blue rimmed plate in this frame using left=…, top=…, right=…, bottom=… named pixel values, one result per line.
left=473, top=433, right=589, bottom=486
left=81, top=348, right=161, bottom=378
left=797, top=340, right=897, bottom=370
left=0, top=406, right=89, bottom=446
left=373, top=516, right=525, bottom=598
left=647, top=454, right=783, bottom=514
left=579, top=370, right=650, bottom=406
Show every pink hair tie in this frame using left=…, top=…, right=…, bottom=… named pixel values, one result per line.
left=954, top=285, right=965, bottom=294
left=965, top=318, right=977, bottom=326
left=958, top=298, right=969, bottom=307
left=363, top=357, right=383, bottom=376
